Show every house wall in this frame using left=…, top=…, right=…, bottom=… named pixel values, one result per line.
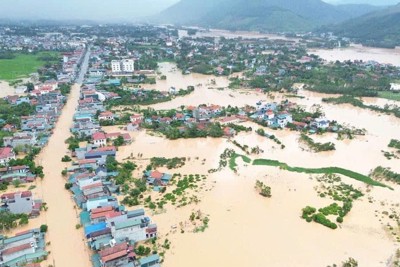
left=1, top=246, right=35, bottom=264
left=3, top=236, right=35, bottom=250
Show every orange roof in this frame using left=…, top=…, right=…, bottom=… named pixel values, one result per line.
left=91, top=206, right=113, bottom=214
left=78, top=159, right=97, bottom=165
left=2, top=243, right=32, bottom=256
left=82, top=182, right=103, bottom=190
left=91, top=210, right=121, bottom=220
left=150, top=170, right=163, bottom=179
left=93, top=132, right=106, bottom=140
left=99, top=243, right=128, bottom=263
left=95, top=146, right=116, bottom=152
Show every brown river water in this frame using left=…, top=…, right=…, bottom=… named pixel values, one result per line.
left=105, top=61, right=400, bottom=266
left=2, top=42, right=400, bottom=266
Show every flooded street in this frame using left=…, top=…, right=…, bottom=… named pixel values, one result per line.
left=32, top=50, right=92, bottom=267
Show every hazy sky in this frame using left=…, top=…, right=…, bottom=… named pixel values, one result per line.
left=0, top=0, right=398, bottom=21
left=0, top=0, right=179, bottom=21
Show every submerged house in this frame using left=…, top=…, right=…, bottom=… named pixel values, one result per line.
left=0, top=228, right=48, bottom=267
left=0, top=147, right=16, bottom=165
left=97, top=242, right=135, bottom=267
left=1, top=191, right=41, bottom=217
left=144, top=171, right=172, bottom=186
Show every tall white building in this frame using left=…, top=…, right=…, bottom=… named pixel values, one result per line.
left=121, top=59, right=135, bottom=72
left=111, top=59, right=135, bottom=73
left=111, top=60, right=121, bottom=72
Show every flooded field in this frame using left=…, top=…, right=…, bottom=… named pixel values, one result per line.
left=309, top=44, right=400, bottom=66
left=178, top=29, right=300, bottom=42
left=106, top=57, right=400, bottom=266
left=0, top=81, right=17, bottom=97
left=4, top=39, right=400, bottom=267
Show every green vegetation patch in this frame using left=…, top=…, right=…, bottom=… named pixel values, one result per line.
left=149, top=157, right=186, bottom=170
left=301, top=174, right=364, bottom=229
left=299, top=133, right=336, bottom=152
left=389, top=139, right=400, bottom=150
left=252, top=158, right=389, bottom=188
left=371, top=166, right=400, bottom=185
left=322, top=95, right=400, bottom=118
left=0, top=52, right=59, bottom=81
left=378, top=91, right=400, bottom=102
left=229, top=153, right=251, bottom=172
left=255, top=180, right=271, bottom=198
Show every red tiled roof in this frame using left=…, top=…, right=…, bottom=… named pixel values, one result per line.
left=99, top=243, right=128, bottom=263
left=150, top=171, right=163, bottom=179
left=122, top=133, right=131, bottom=141
left=0, top=147, right=14, bottom=158
left=82, top=182, right=103, bottom=190
left=99, top=111, right=114, bottom=117
left=2, top=243, right=32, bottom=256
left=91, top=206, right=113, bottom=214
left=1, top=191, right=32, bottom=199
left=91, top=210, right=121, bottom=220
left=92, top=132, right=106, bottom=140
left=11, top=165, right=28, bottom=171
left=78, top=159, right=97, bottom=165
left=76, top=173, right=95, bottom=180
left=94, top=146, right=116, bottom=152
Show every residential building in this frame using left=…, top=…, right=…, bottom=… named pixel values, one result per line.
left=1, top=191, right=41, bottom=216
left=111, top=59, right=135, bottom=73
left=0, top=147, right=16, bottom=165
left=93, top=132, right=107, bottom=147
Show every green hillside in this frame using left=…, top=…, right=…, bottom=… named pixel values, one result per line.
left=156, top=0, right=380, bottom=32
left=331, top=4, right=400, bottom=47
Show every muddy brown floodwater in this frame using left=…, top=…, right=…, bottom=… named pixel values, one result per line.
left=34, top=82, right=92, bottom=267
left=109, top=60, right=400, bottom=267
left=309, top=44, right=400, bottom=66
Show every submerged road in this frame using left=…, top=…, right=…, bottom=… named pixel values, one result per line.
left=36, top=48, right=91, bottom=267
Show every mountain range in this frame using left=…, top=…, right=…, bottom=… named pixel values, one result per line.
left=327, top=3, right=400, bottom=47
left=156, top=0, right=383, bottom=32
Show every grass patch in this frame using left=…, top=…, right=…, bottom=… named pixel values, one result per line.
left=0, top=52, right=59, bottom=80
left=378, top=91, right=400, bottom=101
left=371, top=166, right=400, bottom=185
left=252, top=158, right=390, bottom=188
left=300, top=133, right=335, bottom=152
left=229, top=153, right=252, bottom=171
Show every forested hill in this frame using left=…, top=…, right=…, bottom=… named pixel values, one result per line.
left=156, top=0, right=381, bottom=32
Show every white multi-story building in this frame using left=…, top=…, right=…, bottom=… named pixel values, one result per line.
left=111, top=60, right=121, bottom=73
left=121, top=59, right=134, bottom=72
left=111, top=59, right=135, bottom=73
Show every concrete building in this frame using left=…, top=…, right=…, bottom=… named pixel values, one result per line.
left=1, top=191, right=34, bottom=215
left=111, top=59, right=135, bottom=73
left=111, top=60, right=121, bottom=73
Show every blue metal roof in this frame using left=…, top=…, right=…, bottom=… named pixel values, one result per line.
left=84, top=222, right=107, bottom=237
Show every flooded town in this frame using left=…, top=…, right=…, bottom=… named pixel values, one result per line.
left=0, top=13, right=399, bottom=267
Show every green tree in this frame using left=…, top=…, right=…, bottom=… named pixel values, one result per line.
left=113, top=136, right=125, bottom=147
